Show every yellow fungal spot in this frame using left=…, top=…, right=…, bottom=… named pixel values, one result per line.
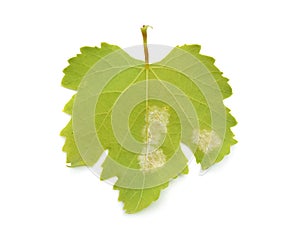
left=138, top=149, right=166, bottom=171
left=192, top=129, right=221, bottom=153
left=139, top=105, right=170, bottom=171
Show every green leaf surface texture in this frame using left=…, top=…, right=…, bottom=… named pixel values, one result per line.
left=61, top=42, right=237, bottom=213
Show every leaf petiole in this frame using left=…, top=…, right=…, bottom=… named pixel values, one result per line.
left=140, top=25, right=152, bottom=69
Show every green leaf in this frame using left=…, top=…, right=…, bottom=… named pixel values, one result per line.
left=62, top=43, right=121, bottom=91
left=60, top=33, right=237, bottom=213
left=114, top=183, right=168, bottom=214
left=157, top=44, right=237, bottom=169
left=60, top=43, right=122, bottom=167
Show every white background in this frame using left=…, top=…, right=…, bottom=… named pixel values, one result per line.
left=1, top=0, right=299, bottom=231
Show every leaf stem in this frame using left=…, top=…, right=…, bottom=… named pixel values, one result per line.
left=141, top=25, right=152, bottom=69
left=141, top=25, right=152, bottom=158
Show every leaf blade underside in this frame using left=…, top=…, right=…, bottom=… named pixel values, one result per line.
left=61, top=43, right=237, bottom=213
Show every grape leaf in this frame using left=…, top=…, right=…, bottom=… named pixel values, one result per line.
left=60, top=26, right=237, bottom=213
